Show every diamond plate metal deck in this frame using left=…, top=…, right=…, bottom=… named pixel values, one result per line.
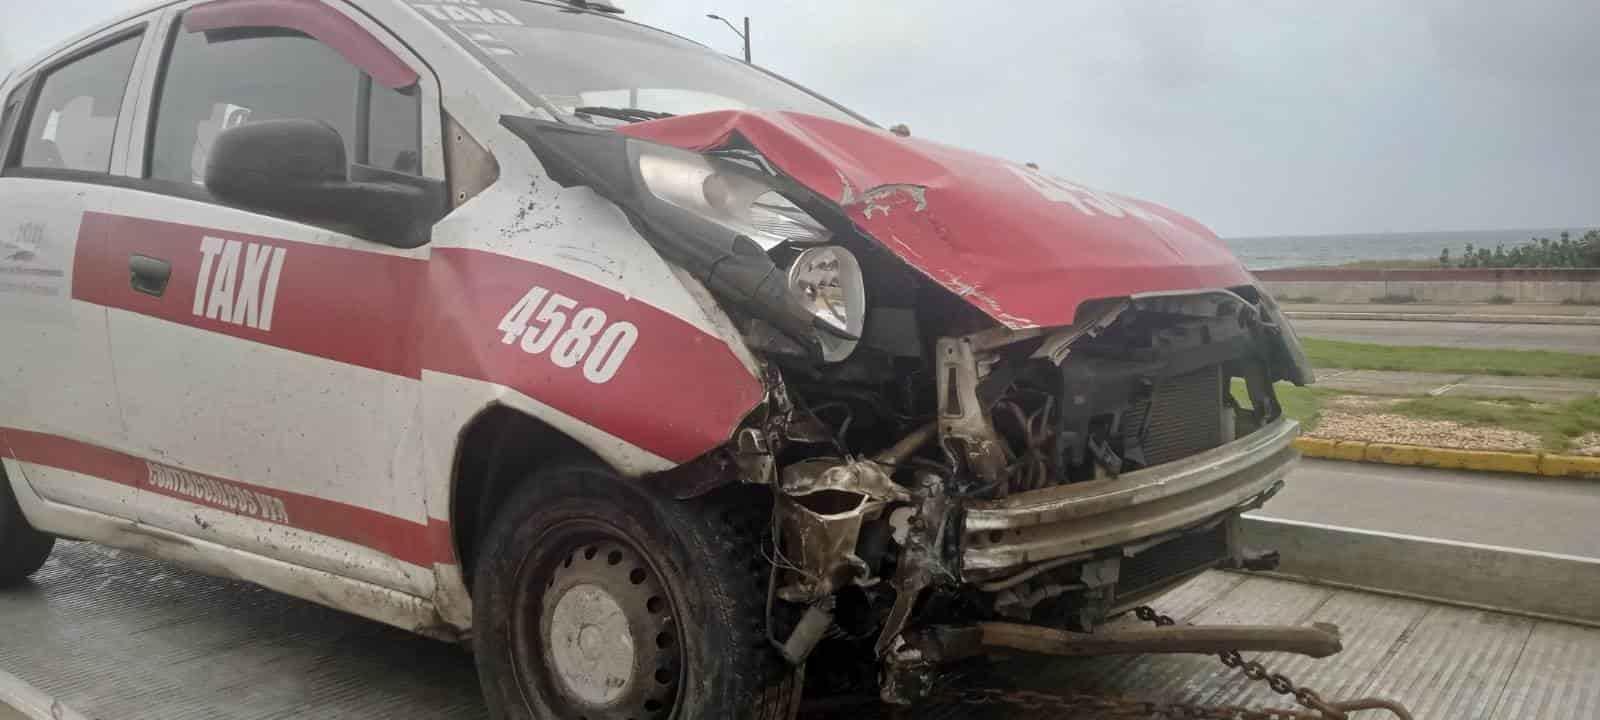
left=2, top=541, right=1597, bottom=719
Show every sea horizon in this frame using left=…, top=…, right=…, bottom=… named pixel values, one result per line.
left=1222, top=226, right=1594, bottom=270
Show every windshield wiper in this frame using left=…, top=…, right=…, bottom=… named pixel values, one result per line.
left=572, top=106, right=675, bottom=123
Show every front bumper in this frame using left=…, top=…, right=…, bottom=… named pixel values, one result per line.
left=961, top=416, right=1300, bottom=579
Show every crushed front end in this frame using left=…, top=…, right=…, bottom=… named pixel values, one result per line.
left=755, top=281, right=1318, bottom=704
left=499, top=109, right=1317, bottom=704
left=754, top=289, right=1311, bottom=703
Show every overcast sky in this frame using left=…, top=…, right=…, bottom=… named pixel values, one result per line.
left=3, top=0, right=1596, bottom=237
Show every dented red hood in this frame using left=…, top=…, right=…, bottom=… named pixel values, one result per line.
left=618, top=111, right=1253, bottom=330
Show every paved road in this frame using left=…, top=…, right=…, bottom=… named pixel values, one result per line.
left=1256, top=458, right=1600, bottom=557
left=1293, top=317, right=1600, bottom=353
left=1312, top=368, right=1600, bottom=402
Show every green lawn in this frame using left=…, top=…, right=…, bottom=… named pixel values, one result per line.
left=1231, top=379, right=1336, bottom=430
left=1384, top=395, right=1600, bottom=452
left=1300, top=338, right=1600, bottom=379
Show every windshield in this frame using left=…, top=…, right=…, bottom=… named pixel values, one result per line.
left=409, top=1, right=866, bottom=124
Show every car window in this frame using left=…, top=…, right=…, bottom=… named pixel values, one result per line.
left=148, top=25, right=420, bottom=185
left=16, top=34, right=142, bottom=173
left=0, top=86, right=22, bottom=158
left=365, top=77, right=421, bottom=175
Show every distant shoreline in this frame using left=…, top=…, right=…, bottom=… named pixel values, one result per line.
left=1225, top=227, right=1595, bottom=271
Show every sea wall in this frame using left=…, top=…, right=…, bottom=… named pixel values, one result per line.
left=1254, top=267, right=1600, bottom=303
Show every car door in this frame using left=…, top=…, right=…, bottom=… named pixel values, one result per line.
left=0, top=24, right=150, bottom=519
left=89, top=0, right=447, bottom=597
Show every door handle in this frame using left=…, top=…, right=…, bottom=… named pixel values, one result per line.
left=129, top=254, right=171, bottom=297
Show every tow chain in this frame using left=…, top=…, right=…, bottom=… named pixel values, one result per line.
left=931, top=605, right=1413, bottom=720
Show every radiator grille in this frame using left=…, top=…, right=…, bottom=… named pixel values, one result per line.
left=1123, top=365, right=1225, bottom=467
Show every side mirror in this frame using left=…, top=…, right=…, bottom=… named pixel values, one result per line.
left=205, top=119, right=445, bottom=248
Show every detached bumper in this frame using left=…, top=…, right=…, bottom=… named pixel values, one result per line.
left=962, top=417, right=1300, bottom=578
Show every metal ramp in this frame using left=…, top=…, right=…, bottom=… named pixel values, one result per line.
left=2, top=540, right=1598, bottom=719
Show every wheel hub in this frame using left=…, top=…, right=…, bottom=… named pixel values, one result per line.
left=548, top=583, right=635, bottom=705
left=524, top=535, right=682, bottom=719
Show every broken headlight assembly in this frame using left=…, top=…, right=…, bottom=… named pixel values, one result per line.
left=499, top=116, right=865, bottom=362
left=635, top=143, right=865, bottom=361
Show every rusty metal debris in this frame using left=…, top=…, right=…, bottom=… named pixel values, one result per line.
left=935, top=336, right=1009, bottom=489
left=1132, top=606, right=1413, bottom=720
left=876, top=601, right=1412, bottom=718
left=898, top=621, right=1343, bottom=663
left=773, top=457, right=909, bottom=602
left=931, top=687, right=1386, bottom=719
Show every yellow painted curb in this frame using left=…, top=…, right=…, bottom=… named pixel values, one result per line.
left=1291, top=437, right=1600, bottom=479
left=1541, top=454, right=1600, bottom=479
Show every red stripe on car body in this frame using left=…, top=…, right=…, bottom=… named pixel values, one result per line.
left=70, top=212, right=763, bottom=459
left=73, top=212, right=425, bottom=378
left=0, top=426, right=451, bottom=567
left=422, top=247, right=764, bottom=464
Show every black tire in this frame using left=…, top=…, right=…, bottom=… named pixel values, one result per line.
left=0, top=472, right=55, bottom=587
left=472, top=462, right=803, bottom=720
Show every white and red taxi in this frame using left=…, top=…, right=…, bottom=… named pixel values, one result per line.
left=0, top=0, right=1313, bottom=717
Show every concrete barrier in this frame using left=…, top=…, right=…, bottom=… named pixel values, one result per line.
left=1241, top=516, right=1600, bottom=627
left=1255, top=267, right=1600, bottom=304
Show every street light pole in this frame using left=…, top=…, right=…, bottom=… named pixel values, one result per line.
left=706, top=13, right=751, bottom=63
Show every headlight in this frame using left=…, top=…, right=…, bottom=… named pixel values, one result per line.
left=637, top=144, right=831, bottom=250
left=788, top=246, right=864, bottom=362
left=637, top=143, right=864, bottom=361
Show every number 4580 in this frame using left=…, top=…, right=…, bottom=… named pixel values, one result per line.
left=496, top=286, right=639, bottom=384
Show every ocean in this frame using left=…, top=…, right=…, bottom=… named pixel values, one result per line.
left=1222, top=227, right=1591, bottom=270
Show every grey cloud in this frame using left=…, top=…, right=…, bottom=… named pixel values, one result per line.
left=4, top=0, right=1595, bottom=237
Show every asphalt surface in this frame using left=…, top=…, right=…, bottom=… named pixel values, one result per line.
left=1293, top=317, right=1600, bottom=353
left=1311, top=368, right=1600, bottom=402
left=1257, top=458, right=1600, bottom=557
left=1285, top=302, right=1600, bottom=318
left=1286, top=318, right=1600, bottom=353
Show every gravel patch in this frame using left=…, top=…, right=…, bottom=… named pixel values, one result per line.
left=1574, top=432, right=1600, bottom=456
left=1325, top=395, right=1401, bottom=411
left=1307, top=411, right=1541, bottom=451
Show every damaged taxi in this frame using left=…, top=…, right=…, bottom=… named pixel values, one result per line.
left=0, top=0, right=1311, bottom=717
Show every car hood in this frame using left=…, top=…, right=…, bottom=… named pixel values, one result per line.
left=618, top=110, right=1253, bottom=330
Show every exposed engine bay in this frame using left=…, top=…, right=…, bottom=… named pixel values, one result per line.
left=501, top=111, right=1313, bottom=703
left=735, top=244, right=1309, bottom=699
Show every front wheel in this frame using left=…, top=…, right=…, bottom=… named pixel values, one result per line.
left=0, top=470, right=54, bottom=587
left=472, top=463, right=803, bottom=720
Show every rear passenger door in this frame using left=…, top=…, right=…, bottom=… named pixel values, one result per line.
left=92, top=1, right=445, bottom=597
left=0, top=25, right=149, bottom=519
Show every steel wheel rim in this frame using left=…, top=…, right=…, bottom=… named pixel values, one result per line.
left=510, top=520, right=684, bottom=719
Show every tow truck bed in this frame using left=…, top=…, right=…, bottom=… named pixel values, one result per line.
left=3, top=540, right=1596, bottom=719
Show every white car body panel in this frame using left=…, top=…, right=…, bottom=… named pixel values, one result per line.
left=0, top=0, right=768, bottom=635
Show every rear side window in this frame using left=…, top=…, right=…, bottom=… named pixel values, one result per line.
left=17, top=34, right=143, bottom=173
left=148, top=25, right=421, bottom=185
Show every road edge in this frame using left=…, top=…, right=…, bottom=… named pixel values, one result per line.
left=1292, top=437, right=1600, bottom=479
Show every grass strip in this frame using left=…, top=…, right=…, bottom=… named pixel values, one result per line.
left=1300, top=338, right=1600, bottom=379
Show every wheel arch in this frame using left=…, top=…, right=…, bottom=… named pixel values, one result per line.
left=448, top=403, right=753, bottom=593
left=449, top=404, right=606, bottom=589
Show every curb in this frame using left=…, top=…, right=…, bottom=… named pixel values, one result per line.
left=1283, top=310, right=1600, bottom=326
left=1292, top=437, right=1600, bottom=479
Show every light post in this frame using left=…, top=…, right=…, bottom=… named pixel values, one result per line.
left=706, top=13, right=750, bottom=63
